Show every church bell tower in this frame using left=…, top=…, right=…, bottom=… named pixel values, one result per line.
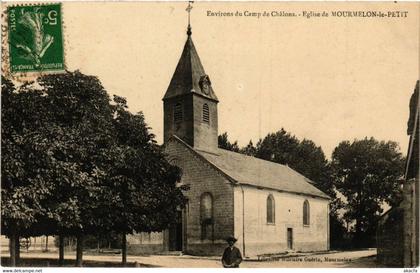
left=163, top=22, right=219, bottom=152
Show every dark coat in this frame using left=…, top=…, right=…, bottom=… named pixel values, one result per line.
left=221, top=246, right=242, bottom=268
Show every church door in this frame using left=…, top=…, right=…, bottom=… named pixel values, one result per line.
left=287, top=228, right=293, bottom=249
left=169, top=210, right=183, bottom=251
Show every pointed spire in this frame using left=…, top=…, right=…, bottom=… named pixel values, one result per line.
left=163, top=6, right=218, bottom=102
left=163, top=34, right=218, bottom=102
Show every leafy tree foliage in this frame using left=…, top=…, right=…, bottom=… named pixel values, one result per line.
left=256, top=129, right=333, bottom=196
left=218, top=132, right=239, bottom=152
left=241, top=140, right=257, bottom=156
left=331, top=137, right=405, bottom=247
left=104, top=97, right=187, bottom=263
left=1, top=72, right=186, bottom=265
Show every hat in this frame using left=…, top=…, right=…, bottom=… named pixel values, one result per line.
left=226, top=235, right=237, bottom=243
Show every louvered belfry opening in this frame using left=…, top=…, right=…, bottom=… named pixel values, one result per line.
left=174, top=103, right=183, bottom=123
left=202, top=103, right=209, bottom=123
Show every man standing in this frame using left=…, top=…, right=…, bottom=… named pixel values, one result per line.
left=221, top=236, right=243, bottom=268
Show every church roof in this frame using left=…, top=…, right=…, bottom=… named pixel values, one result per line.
left=163, top=33, right=218, bottom=102
left=170, top=136, right=330, bottom=200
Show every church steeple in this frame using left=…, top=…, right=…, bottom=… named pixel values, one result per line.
left=162, top=31, right=218, bottom=102
left=163, top=9, right=219, bottom=152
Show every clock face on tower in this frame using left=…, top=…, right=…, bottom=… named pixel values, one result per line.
left=199, top=75, right=211, bottom=95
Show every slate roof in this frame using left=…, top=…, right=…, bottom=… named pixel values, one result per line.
left=163, top=34, right=218, bottom=102
left=171, top=136, right=330, bottom=200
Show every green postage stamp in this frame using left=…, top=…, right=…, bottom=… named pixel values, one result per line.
left=7, top=3, right=64, bottom=73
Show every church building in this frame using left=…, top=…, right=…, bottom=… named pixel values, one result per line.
left=128, top=23, right=330, bottom=257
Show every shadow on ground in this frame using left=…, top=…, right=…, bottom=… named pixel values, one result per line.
left=1, top=257, right=160, bottom=267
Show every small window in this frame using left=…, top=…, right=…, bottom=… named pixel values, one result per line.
left=200, top=192, right=214, bottom=240
left=202, top=103, right=209, bottom=123
left=303, top=200, right=310, bottom=226
left=174, top=103, right=183, bottom=123
left=267, top=194, right=275, bottom=224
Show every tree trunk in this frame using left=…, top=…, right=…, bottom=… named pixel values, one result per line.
left=354, top=190, right=363, bottom=248
left=76, top=235, right=84, bottom=267
left=354, top=221, right=360, bottom=248
left=45, top=235, right=49, bottom=251
left=122, top=233, right=127, bottom=265
left=15, top=234, right=20, bottom=265
left=69, top=237, right=74, bottom=251
left=9, top=234, right=16, bottom=267
left=59, top=235, right=65, bottom=266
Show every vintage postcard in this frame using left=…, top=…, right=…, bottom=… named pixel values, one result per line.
left=1, top=1, right=418, bottom=271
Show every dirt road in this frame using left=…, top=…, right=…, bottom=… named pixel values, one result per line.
left=3, top=249, right=378, bottom=268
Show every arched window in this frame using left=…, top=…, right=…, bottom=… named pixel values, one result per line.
left=200, top=193, right=214, bottom=240
left=267, top=194, right=275, bottom=224
left=174, top=103, right=183, bottom=123
left=303, top=200, right=310, bottom=226
left=202, top=103, right=209, bottom=123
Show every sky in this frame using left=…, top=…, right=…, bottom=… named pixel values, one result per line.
left=61, top=2, right=419, bottom=157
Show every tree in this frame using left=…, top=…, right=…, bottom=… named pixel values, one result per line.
left=1, top=76, right=59, bottom=266
left=255, top=129, right=300, bottom=164
left=255, top=129, right=334, bottom=199
left=240, top=140, right=257, bottom=156
left=33, top=71, right=117, bottom=266
left=103, top=95, right=187, bottom=264
left=2, top=71, right=187, bottom=266
left=331, top=137, right=405, bottom=247
left=1, top=76, right=24, bottom=266
left=1, top=72, right=117, bottom=265
left=218, top=132, right=239, bottom=152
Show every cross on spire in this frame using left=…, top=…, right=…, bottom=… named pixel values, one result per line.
left=186, top=1, right=193, bottom=36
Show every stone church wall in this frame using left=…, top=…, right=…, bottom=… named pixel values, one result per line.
left=165, top=138, right=235, bottom=256
left=233, top=185, right=329, bottom=257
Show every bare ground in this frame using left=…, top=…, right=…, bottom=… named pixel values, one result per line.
left=1, top=249, right=379, bottom=268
